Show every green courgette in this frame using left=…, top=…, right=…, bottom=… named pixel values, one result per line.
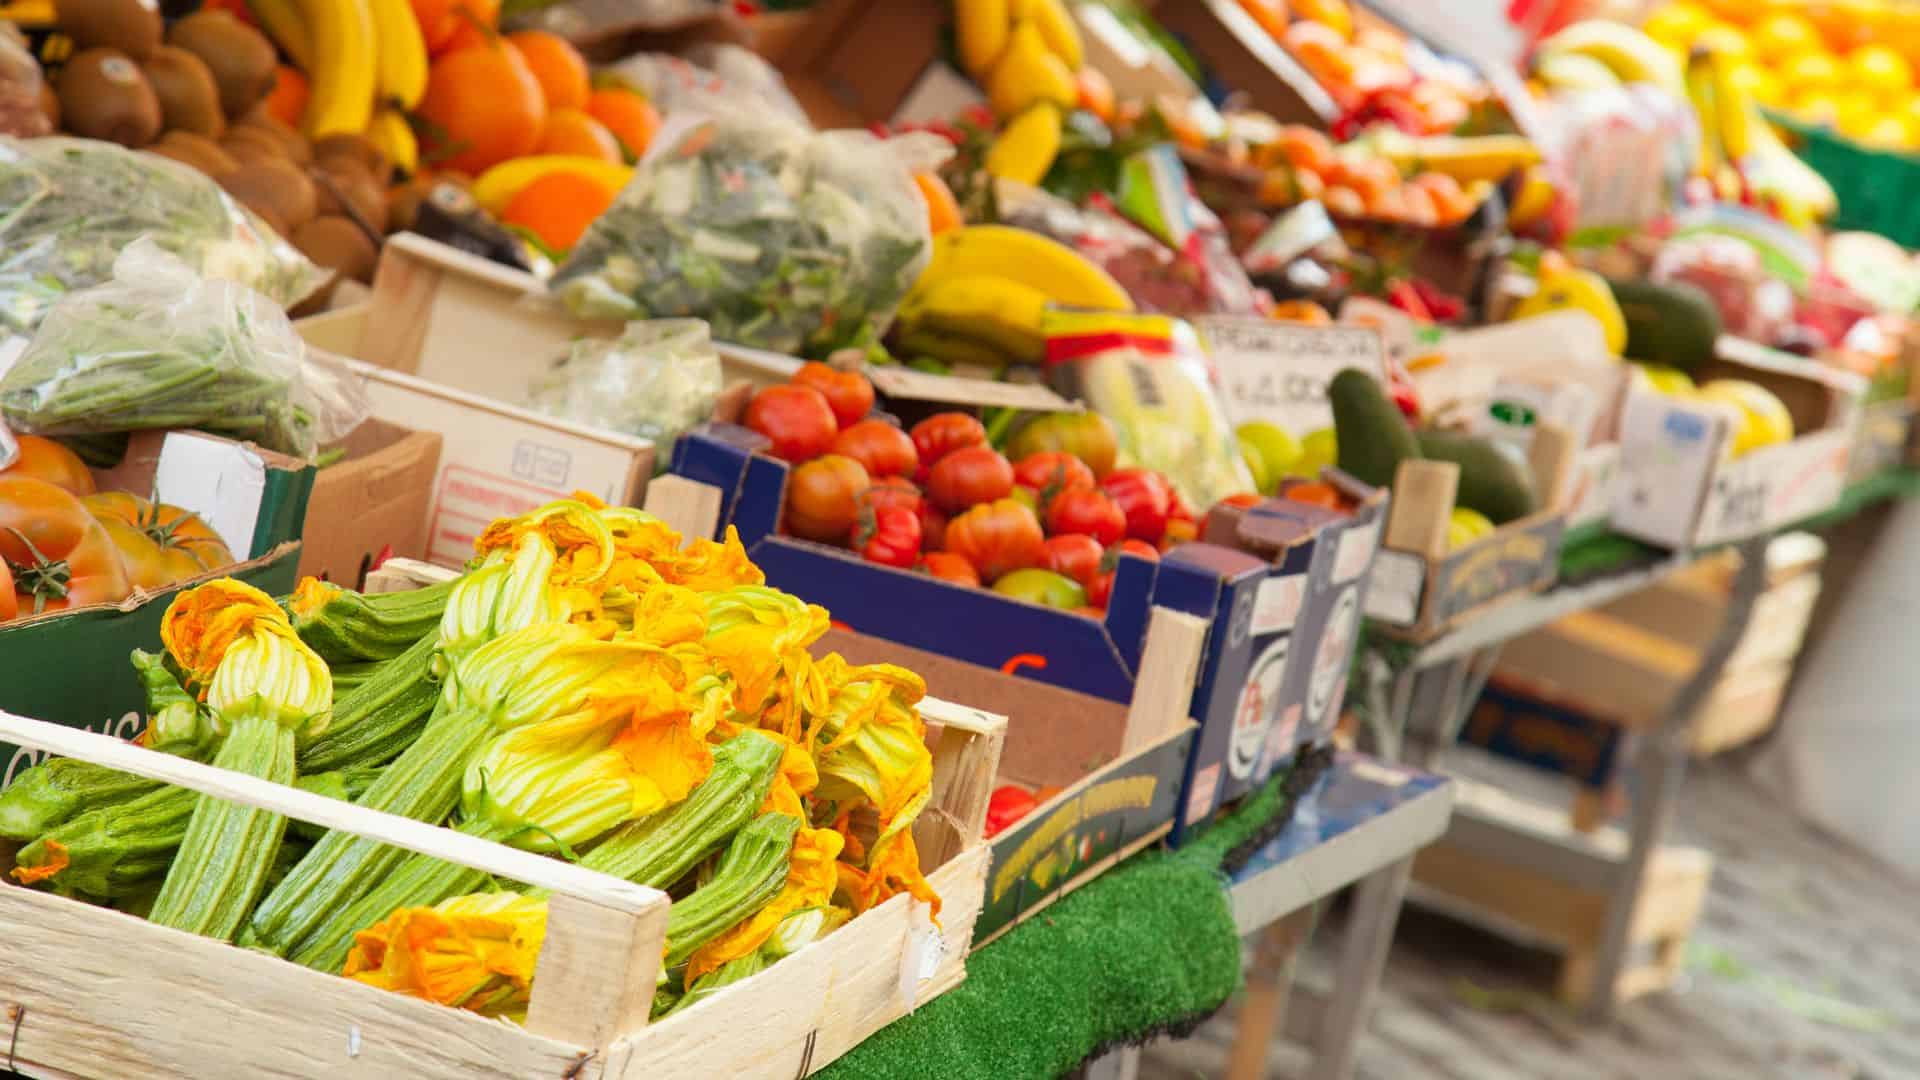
left=286, top=580, right=455, bottom=664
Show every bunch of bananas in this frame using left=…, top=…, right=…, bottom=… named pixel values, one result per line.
left=956, top=0, right=1087, bottom=186
left=251, top=0, right=425, bottom=172
left=1533, top=20, right=1685, bottom=96
left=891, top=225, right=1134, bottom=369
left=1685, top=47, right=1838, bottom=227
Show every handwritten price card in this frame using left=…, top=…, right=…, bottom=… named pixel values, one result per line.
left=1197, top=317, right=1386, bottom=435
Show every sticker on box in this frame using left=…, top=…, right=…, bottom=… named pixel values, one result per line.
left=1250, top=573, right=1307, bottom=636
left=1363, top=550, right=1425, bottom=624
left=1228, top=637, right=1290, bottom=780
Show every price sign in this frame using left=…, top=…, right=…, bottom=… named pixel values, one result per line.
left=1197, top=317, right=1386, bottom=435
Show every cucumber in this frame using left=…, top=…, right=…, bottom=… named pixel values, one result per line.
left=1329, top=368, right=1420, bottom=489
left=1605, top=277, right=1722, bottom=374
left=1415, top=430, right=1537, bottom=525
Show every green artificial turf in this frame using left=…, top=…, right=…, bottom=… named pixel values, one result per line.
left=818, top=751, right=1324, bottom=1080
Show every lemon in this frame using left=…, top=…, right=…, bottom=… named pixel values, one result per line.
left=1447, top=508, right=1496, bottom=551
left=1782, top=50, right=1845, bottom=95
left=1644, top=2, right=1716, bottom=49
left=1856, top=113, right=1913, bottom=149
left=1725, top=63, right=1784, bottom=106
left=1793, top=90, right=1845, bottom=126
left=1510, top=267, right=1627, bottom=356
left=1696, top=379, right=1794, bottom=457
left=1635, top=363, right=1697, bottom=397
left=1750, top=12, right=1824, bottom=63
left=1290, top=428, right=1337, bottom=479
left=1847, top=44, right=1914, bottom=96
left=1836, top=89, right=1886, bottom=138
left=1693, top=23, right=1753, bottom=62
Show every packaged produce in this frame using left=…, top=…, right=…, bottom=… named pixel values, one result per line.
left=0, top=137, right=321, bottom=336
left=551, top=116, right=939, bottom=355
left=0, top=242, right=366, bottom=459
left=1042, top=311, right=1253, bottom=509
left=523, top=318, right=724, bottom=463
left=602, top=45, right=809, bottom=128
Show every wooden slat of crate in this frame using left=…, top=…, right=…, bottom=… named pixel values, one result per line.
left=1692, top=661, right=1791, bottom=758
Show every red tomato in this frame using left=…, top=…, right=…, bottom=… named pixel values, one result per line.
left=746, top=384, right=839, bottom=463
left=784, top=455, right=871, bottom=543
left=1045, top=486, right=1126, bottom=545
left=910, top=413, right=988, bottom=472
left=859, top=475, right=923, bottom=517
left=1219, top=492, right=1262, bottom=510
left=792, top=362, right=875, bottom=430
left=921, top=551, right=981, bottom=588
left=918, top=501, right=949, bottom=551
left=0, top=477, right=132, bottom=615
left=985, top=784, right=1040, bottom=837
left=1284, top=481, right=1347, bottom=510
left=0, top=560, right=15, bottom=623
left=0, top=435, right=95, bottom=496
left=944, top=498, right=1044, bottom=583
left=1011, top=451, right=1095, bottom=497
left=857, top=505, right=922, bottom=568
left=1101, top=469, right=1174, bottom=542
left=1114, top=539, right=1161, bottom=563
left=832, top=419, right=919, bottom=479
left=1087, top=570, right=1114, bottom=609
left=928, top=446, right=1014, bottom=513
left=1167, top=488, right=1195, bottom=524
left=1039, top=534, right=1103, bottom=586
left=1006, top=412, right=1119, bottom=478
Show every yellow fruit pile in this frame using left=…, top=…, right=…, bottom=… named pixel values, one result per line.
left=955, top=0, right=1089, bottom=185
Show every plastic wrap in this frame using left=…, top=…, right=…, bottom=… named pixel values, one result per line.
left=1042, top=310, right=1252, bottom=509
left=0, top=242, right=367, bottom=459
left=524, top=318, right=723, bottom=467
left=605, top=45, right=809, bottom=128
left=550, top=117, right=936, bottom=355
left=0, top=137, right=323, bottom=337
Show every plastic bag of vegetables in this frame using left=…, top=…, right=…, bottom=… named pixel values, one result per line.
left=550, top=116, right=937, bottom=356
left=0, top=137, right=322, bottom=337
left=522, top=318, right=723, bottom=467
left=0, top=241, right=367, bottom=459
left=1042, top=310, right=1252, bottom=509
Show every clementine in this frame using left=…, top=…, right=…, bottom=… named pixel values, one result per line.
left=263, top=65, right=309, bottom=129
left=418, top=41, right=546, bottom=175
left=585, top=88, right=660, bottom=159
left=508, top=31, right=590, bottom=111
left=537, top=109, right=622, bottom=162
left=501, top=171, right=617, bottom=252
left=913, top=172, right=962, bottom=234
left=412, top=0, right=500, bottom=55
left=1073, top=67, right=1115, bottom=124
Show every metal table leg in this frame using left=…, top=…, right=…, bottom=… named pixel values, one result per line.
left=1311, top=857, right=1415, bottom=1080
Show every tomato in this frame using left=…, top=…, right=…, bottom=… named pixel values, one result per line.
left=859, top=475, right=923, bottom=517
left=1167, top=488, right=1195, bottom=524
left=1045, top=486, right=1126, bottom=545
left=0, top=435, right=95, bottom=496
left=944, top=498, right=1044, bottom=583
left=746, top=384, right=840, bottom=463
left=792, top=362, right=875, bottom=430
left=985, top=784, right=1040, bottom=837
left=1038, top=534, right=1102, bottom=586
left=94, top=518, right=201, bottom=590
left=1101, top=469, right=1174, bottom=543
left=910, top=413, right=987, bottom=474
left=83, top=492, right=234, bottom=583
left=784, top=455, right=871, bottom=543
left=995, top=568, right=1087, bottom=609
left=1087, top=570, right=1114, bottom=609
left=920, top=551, right=980, bottom=588
left=1006, top=412, right=1119, bottom=478
left=1011, top=451, right=1095, bottom=497
left=1218, top=492, right=1262, bottom=510
left=1008, top=485, right=1040, bottom=516
left=1160, top=518, right=1199, bottom=551
left=1114, top=539, right=1161, bottom=563
left=832, top=419, right=919, bottom=479
left=918, top=501, right=948, bottom=551
left=0, top=560, right=14, bottom=623
left=0, top=477, right=132, bottom=615
left=856, top=504, right=922, bottom=568
left=927, top=446, right=1014, bottom=513
left=1283, top=480, right=1347, bottom=511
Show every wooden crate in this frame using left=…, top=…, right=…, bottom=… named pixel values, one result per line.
left=0, top=612, right=1004, bottom=1078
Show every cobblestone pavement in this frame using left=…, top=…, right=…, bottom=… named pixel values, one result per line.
left=1141, top=756, right=1920, bottom=1079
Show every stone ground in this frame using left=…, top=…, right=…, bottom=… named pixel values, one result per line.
left=1140, top=754, right=1920, bottom=1079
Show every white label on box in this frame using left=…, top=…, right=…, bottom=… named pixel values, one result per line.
left=1332, top=517, right=1382, bottom=584
left=151, top=432, right=269, bottom=555
left=1198, top=317, right=1385, bottom=435
left=1309, top=586, right=1360, bottom=724
left=1609, top=389, right=1729, bottom=547
left=1693, top=428, right=1851, bottom=547
left=864, top=365, right=1073, bottom=412
left=1186, top=762, right=1222, bottom=823
left=1568, top=443, right=1619, bottom=529
left=1363, top=550, right=1426, bottom=625
left=1250, top=572, right=1307, bottom=636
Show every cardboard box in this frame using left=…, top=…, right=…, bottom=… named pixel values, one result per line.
left=1150, top=0, right=1340, bottom=126
left=0, top=431, right=313, bottom=783
left=297, top=420, right=442, bottom=588
left=1611, top=338, right=1864, bottom=548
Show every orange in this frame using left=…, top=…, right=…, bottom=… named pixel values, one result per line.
left=1329, top=155, right=1398, bottom=203
left=1322, top=184, right=1364, bottom=218
left=537, top=108, right=622, bottom=162
left=508, top=30, right=590, bottom=111
left=418, top=41, right=547, bottom=176
left=1397, top=183, right=1439, bottom=227
left=263, top=65, right=308, bottom=129
left=585, top=88, right=661, bottom=160
left=1275, top=125, right=1336, bottom=177
left=501, top=170, right=617, bottom=252
left=411, top=0, right=500, bottom=55
left=1074, top=67, right=1115, bottom=124
left=914, top=172, right=963, bottom=234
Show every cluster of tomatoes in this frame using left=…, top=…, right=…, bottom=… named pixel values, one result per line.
left=0, top=436, right=235, bottom=625
left=741, top=364, right=1199, bottom=616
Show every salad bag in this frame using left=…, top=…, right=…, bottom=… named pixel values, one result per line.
left=0, top=241, right=367, bottom=459
left=523, top=317, right=724, bottom=467
left=550, top=115, right=938, bottom=356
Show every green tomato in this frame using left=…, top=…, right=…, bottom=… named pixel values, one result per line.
left=992, top=568, right=1088, bottom=610
left=1288, top=427, right=1337, bottom=479
left=1235, top=421, right=1300, bottom=495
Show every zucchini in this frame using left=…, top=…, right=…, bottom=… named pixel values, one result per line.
left=286, top=580, right=455, bottom=664
left=14, top=782, right=197, bottom=899
left=663, top=813, right=799, bottom=970
left=298, top=633, right=441, bottom=774
left=288, top=766, right=383, bottom=842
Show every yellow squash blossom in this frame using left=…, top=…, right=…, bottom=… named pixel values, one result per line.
left=448, top=500, right=625, bottom=653
left=703, top=586, right=831, bottom=725
left=668, top=527, right=764, bottom=592
left=343, top=891, right=547, bottom=1019
left=812, top=660, right=933, bottom=844
left=755, top=731, right=821, bottom=818
left=685, top=825, right=845, bottom=982
left=160, top=579, right=332, bottom=737
left=840, top=828, right=942, bottom=920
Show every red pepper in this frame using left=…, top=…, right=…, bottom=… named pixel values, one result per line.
left=985, top=785, right=1041, bottom=838
left=1385, top=280, right=1433, bottom=322
left=1409, top=279, right=1464, bottom=323
left=857, top=505, right=923, bottom=569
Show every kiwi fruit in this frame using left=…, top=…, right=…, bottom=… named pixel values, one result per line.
left=37, top=82, right=59, bottom=131
left=220, top=159, right=317, bottom=232
left=219, top=126, right=286, bottom=167
left=59, top=48, right=162, bottom=147
left=167, top=11, right=276, bottom=119
left=311, top=133, right=389, bottom=186
left=233, top=109, right=311, bottom=165
left=312, top=160, right=388, bottom=234
left=152, top=130, right=238, bottom=178
left=141, top=45, right=223, bottom=138
left=293, top=215, right=378, bottom=283
left=54, top=0, right=163, bottom=60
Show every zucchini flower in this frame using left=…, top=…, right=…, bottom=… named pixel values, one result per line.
left=702, top=586, right=831, bottom=726
left=447, top=499, right=622, bottom=654
left=684, top=825, right=845, bottom=982
left=757, top=732, right=819, bottom=819
left=840, top=827, right=941, bottom=919
left=132, top=649, right=215, bottom=758
left=343, top=891, right=547, bottom=1020
left=668, top=526, right=764, bottom=592
left=810, top=659, right=939, bottom=920
left=595, top=506, right=763, bottom=594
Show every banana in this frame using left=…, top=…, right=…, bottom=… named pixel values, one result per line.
left=1013, top=0, right=1084, bottom=71
left=1537, top=21, right=1683, bottom=96
left=900, top=273, right=1051, bottom=362
left=1704, top=48, right=1755, bottom=163
left=986, top=20, right=1077, bottom=119
left=249, top=0, right=315, bottom=73
left=1684, top=47, right=1724, bottom=179
left=472, top=156, right=636, bottom=215
left=985, top=102, right=1063, bottom=186
left=892, top=325, right=1014, bottom=371
left=956, top=0, right=1012, bottom=79
left=367, top=0, right=428, bottom=109
left=366, top=107, right=418, bottom=175
left=1746, top=122, right=1837, bottom=225
left=1373, top=133, right=1541, bottom=184
left=1532, top=50, right=1620, bottom=92
left=926, top=225, right=1135, bottom=312
left=299, top=0, right=377, bottom=138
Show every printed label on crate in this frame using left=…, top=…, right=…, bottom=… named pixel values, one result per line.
left=1463, top=683, right=1627, bottom=787
left=1307, top=585, right=1360, bottom=728
left=1250, top=572, right=1307, bottom=636
left=427, top=464, right=566, bottom=566
left=1265, top=702, right=1302, bottom=767
left=1363, top=550, right=1426, bottom=624
left=1332, top=516, right=1381, bottom=584
left=2, top=709, right=143, bottom=790
left=1693, top=430, right=1850, bottom=547
left=1429, top=516, right=1565, bottom=624
left=1228, top=637, right=1291, bottom=780
left=1198, top=317, right=1386, bottom=435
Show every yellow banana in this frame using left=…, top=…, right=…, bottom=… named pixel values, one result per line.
left=472, top=156, right=636, bottom=215
left=1538, top=21, right=1682, bottom=96
left=1704, top=48, right=1755, bottom=163
left=900, top=273, right=1051, bottom=362
left=249, top=0, right=315, bottom=73
left=366, top=107, right=418, bottom=175
left=925, top=225, right=1134, bottom=312
left=956, top=0, right=1012, bottom=79
left=986, top=20, right=1076, bottom=119
left=1531, top=51, right=1620, bottom=92
left=1374, top=133, right=1541, bottom=184
left=300, top=0, right=377, bottom=138
left=1684, top=47, right=1723, bottom=179
left=985, top=102, right=1063, bottom=187
left=1013, top=0, right=1084, bottom=71
left=367, top=0, right=428, bottom=109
